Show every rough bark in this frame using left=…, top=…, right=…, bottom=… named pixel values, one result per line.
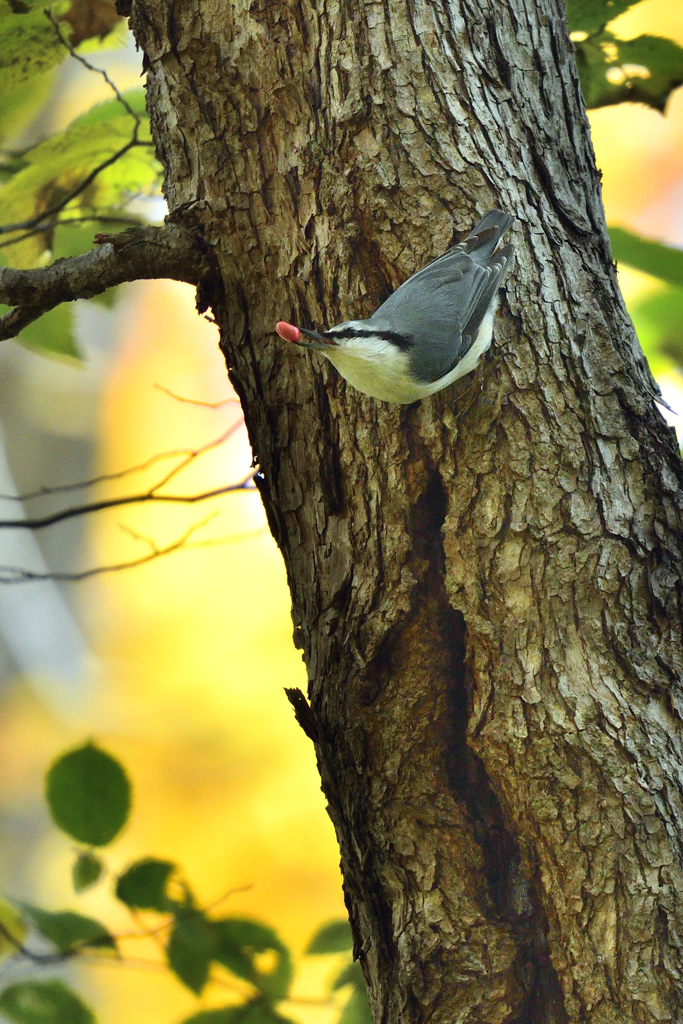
left=126, top=0, right=683, bottom=1020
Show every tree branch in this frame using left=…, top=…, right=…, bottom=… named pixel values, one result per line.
left=0, top=520, right=267, bottom=583
left=45, top=8, right=139, bottom=124
left=0, top=475, right=255, bottom=530
left=0, top=223, right=206, bottom=341
left=0, top=423, right=243, bottom=502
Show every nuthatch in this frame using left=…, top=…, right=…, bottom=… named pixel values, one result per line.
left=276, top=209, right=514, bottom=404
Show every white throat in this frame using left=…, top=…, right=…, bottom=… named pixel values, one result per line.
left=324, top=329, right=417, bottom=404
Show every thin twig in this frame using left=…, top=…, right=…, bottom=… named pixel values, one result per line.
left=0, top=476, right=252, bottom=531
left=154, top=383, right=239, bottom=409
left=45, top=10, right=140, bottom=123
left=0, top=919, right=68, bottom=965
left=0, top=515, right=218, bottom=582
left=118, top=521, right=161, bottom=553
left=112, top=417, right=248, bottom=497
left=127, top=907, right=167, bottom=960
left=0, top=140, right=142, bottom=237
left=189, top=526, right=267, bottom=548
left=0, top=423, right=243, bottom=502
left=115, top=883, right=255, bottom=942
left=0, top=524, right=266, bottom=583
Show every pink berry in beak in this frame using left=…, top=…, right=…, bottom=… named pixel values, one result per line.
left=276, top=321, right=301, bottom=343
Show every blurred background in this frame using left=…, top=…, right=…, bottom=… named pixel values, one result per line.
left=0, top=1, right=681, bottom=1022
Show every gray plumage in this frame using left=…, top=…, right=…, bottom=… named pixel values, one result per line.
left=369, top=209, right=514, bottom=385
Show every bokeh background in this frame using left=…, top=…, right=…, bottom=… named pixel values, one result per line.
left=0, top=1, right=682, bottom=1022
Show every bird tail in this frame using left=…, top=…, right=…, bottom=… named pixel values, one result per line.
left=463, top=209, right=514, bottom=261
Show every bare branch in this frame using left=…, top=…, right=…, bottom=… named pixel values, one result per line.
left=0, top=475, right=255, bottom=531
left=0, top=517, right=265, bottom=583
left=0, top=424, right=243, bottom=502
left=154, top=383, right=239, bottom=409
left=0, top=223, right=206, bottom=340
left=118, top=521, right=163, bottom=553
left=0, top=518, right=209, bottom=582
left=45, top=10, right=140, bottom=124
left=0, top=918, right=73, bottom=965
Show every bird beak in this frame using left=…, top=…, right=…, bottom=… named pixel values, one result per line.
left=276, top=321, right=338, bottom=351
left=297, top=327, right=339, bottom=350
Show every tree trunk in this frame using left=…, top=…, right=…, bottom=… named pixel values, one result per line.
left=127, top=0, right=683, bottom=1019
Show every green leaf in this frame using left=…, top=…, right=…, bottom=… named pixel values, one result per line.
left=0, top=1, right=70, bottom=98
left=305, top=919, right=353, bottom=954
left=338, top=985, right=373, bottom=1024
left=0, top=69, right=55, bottom=146
left=167, top=912, right=216, bottom=994
left=331, top=960, right=365, bottom=992
left=115, top=858, right=176, bottom=911
left=0, top=153, right=30, bottom=185
left=565, top=0, right=643, bottom=34
left=574, top=31, right=683, bottom=111
left=20, top=904, right=114, bottom=954
left=77, top=17, right=128, bottom=53
left=51, top=219, right=126, bottom=260
left=72, top=850, right=104, bottom=892
left=0, top=90, right=159, bottom=268
left=609, top=227, right=683, bottom=287
left=212, top=919, right=293, bottom=1000
left=329, top=962, right=373, bottom=1024
left=0, top=981, right=94, bottom=1024
left=0, top=0, right=127, bottom=104
left=630, top=284, right=683, bottom=369
left=45, top=742, right=131, bottom=846
left=181, top=1001, right=296, bottom=1024
left=18, top=303, right=82, bottom=360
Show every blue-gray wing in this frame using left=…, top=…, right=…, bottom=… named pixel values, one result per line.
left=370, top=242, right=513, bottom=385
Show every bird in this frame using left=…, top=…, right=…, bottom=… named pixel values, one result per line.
left=275, top=209, right=514, bottom=404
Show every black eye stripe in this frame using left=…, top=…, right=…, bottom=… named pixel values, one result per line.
left=324, top=327, right=413, bottom=351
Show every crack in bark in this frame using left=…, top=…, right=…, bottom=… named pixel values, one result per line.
left=412, top=466, right=569, bottom=1023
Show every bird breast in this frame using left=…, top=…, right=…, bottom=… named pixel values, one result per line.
left=322, top=335, right=420, bottom=403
